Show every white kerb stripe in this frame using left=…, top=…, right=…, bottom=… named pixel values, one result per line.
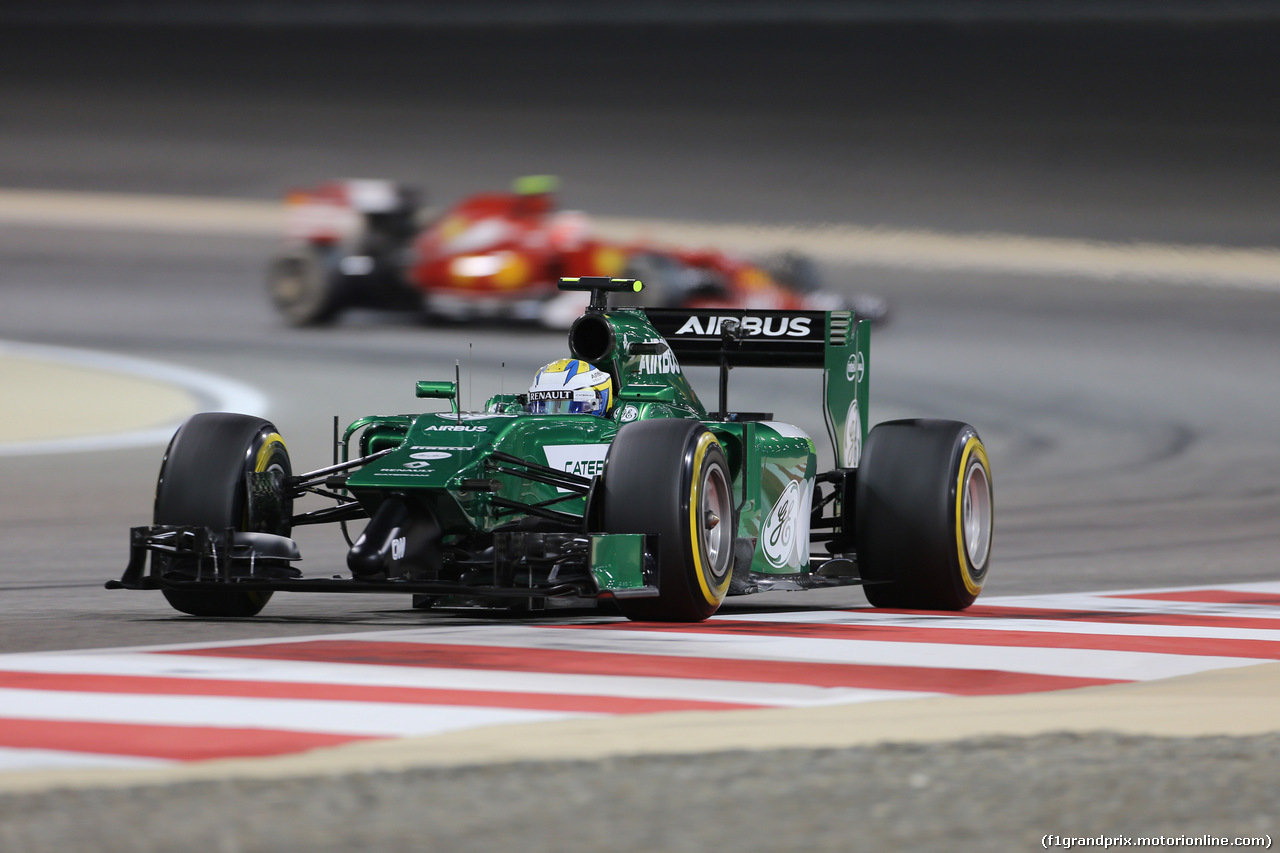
left=0, top=748, right=173, bottom=773
left=366, top=625, right=1268, bottom=682
left=0, top=689, right=586, bottom=738
left=712, top=610, right=1280, bottom=641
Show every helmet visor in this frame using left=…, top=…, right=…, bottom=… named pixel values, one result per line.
left=527, top=388, right=603, bottom=415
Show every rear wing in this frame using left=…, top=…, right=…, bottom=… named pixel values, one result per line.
left=645, top=309, right=828, bottom=367
left=645, top=309, right=870, bottom=468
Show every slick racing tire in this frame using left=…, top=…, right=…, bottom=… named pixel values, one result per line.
left=601, top=420, right=735, bottom=622
left=855, top=419, right=992, bottom=610
left=268, top=243, right=345, bottom=326
left=153, top=413, right=293, bottom=617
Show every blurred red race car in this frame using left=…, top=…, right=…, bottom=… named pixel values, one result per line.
left=267, top=176, right=887, bottom=329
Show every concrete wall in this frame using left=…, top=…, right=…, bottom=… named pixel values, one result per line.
left=5, top=0, right=1280, bottom=26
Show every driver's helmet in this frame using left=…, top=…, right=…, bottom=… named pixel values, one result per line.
left=526, top=358, right=613, bottom=416
left=512, top=174, right=558, bottom=216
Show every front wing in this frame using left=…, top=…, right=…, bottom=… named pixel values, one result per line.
left=109, top=525, right=661, bottom=602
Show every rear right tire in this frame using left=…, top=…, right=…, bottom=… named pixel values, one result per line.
left=855, top=419, right=992, bottom=610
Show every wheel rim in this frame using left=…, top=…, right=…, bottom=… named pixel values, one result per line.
left=270, top=253, right=329, bottom=322
left=961, top=461, right=992, bottom=570
left=271, top=259, right=306, bottom=304
left=700, top=462, right=731, bottom=578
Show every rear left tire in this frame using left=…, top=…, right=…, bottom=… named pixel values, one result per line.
left=268, top=243, right=345, bottom=326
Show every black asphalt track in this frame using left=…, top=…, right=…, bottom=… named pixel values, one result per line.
left=1, top=22, right=1278, bottom=653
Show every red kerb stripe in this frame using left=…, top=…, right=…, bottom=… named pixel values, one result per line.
left=0, top=670, right=758, bottom=714
left=0, top=718, right=371, bottom=762
left=1105, top=590, right=1280, bottom=606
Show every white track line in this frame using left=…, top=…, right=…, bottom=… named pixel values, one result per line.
left=0, top=189, right=282, bottom=235
left=0, top=339, right=268, bottom=456
left=3, top=188, right=1279, bottom=290
left=595, top=217, right=1280, bottom=291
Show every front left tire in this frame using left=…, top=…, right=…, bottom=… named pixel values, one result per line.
left=600, top=419, right=735, bottom=622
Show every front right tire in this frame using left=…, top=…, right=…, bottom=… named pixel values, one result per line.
left=153, top=412, right=292, bottom=617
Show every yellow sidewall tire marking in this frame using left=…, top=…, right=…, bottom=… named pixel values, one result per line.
left=246, top=432, right=288, bottom=532
left=689, top=432, right=731, bottom=607
left=255, top=433, right=287, bottom=473
left=954, top=436, right=990, bottom=596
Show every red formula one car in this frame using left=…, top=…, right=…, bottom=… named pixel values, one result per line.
left=267, top=177, right=887, bottom=329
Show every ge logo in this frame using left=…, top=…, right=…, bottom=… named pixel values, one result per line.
left=618, top=405, right=639, bottom=423
left=844, top=398, right=862, bottom=467
left=845, top=352, right=865, bottom=383
left=761, top=479, right=801, bottom=569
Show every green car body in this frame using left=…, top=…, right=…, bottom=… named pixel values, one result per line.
left=344, top=305, right=865, bottom=577
left=114, top=278, right=990, bottom=622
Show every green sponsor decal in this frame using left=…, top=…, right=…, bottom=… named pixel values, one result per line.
left=823, top=315, right=870, bottom=468
left=589, top=534, right=647, bottom=590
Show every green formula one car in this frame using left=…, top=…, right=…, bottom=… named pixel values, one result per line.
left=111, top=277, right=993, bottom=622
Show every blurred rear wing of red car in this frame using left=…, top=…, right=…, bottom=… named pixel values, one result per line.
left=645, top=308, right=870, bottom=468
